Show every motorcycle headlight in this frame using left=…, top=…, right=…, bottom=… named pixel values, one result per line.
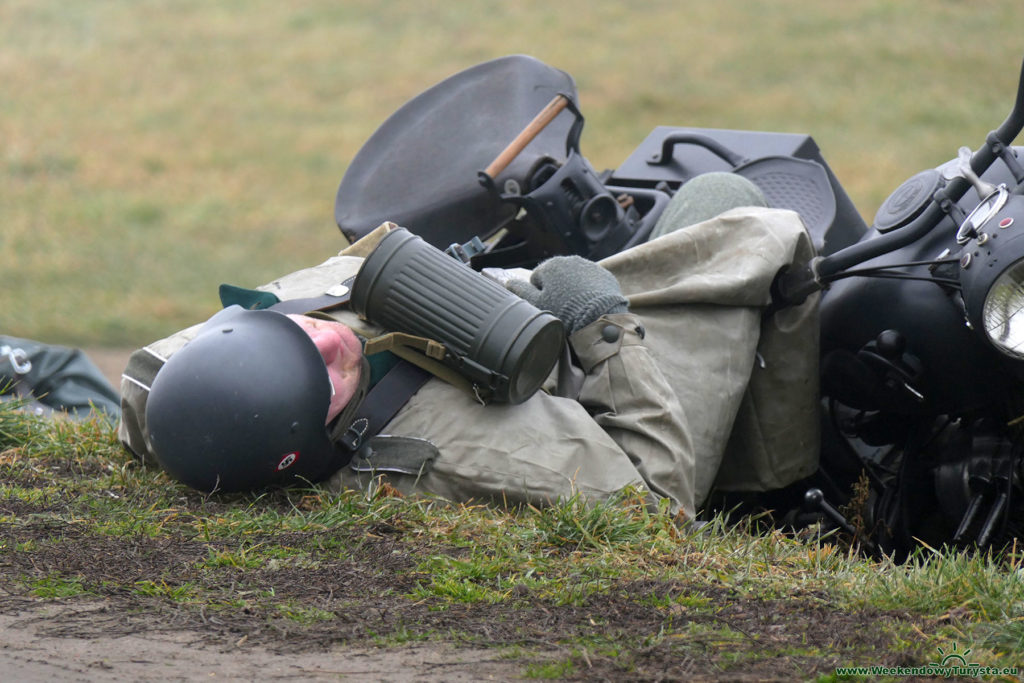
left=980, top=258, right=1024, bottom=358
left=960, top=195, right=1024, bottom=359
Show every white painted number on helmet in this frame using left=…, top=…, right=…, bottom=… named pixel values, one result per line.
left=277, top=452, right=299, bottom=471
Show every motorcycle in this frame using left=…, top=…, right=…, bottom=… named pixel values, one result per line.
left=333, top=54, right=1024, bottom=559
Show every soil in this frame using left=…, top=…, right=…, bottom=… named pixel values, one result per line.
left=2, top=348, right=934, bottom=680
left=0, top=604, right=511, bottom=682
left=0, top=501, right=931, bottom=682
left=0, top=588, right=921, bottom=683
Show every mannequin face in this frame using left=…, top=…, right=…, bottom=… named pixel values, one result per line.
left=286, top=315, right=363, bottom=423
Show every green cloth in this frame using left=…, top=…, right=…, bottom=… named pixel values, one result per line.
left=219, top=284, right=281, bottom=310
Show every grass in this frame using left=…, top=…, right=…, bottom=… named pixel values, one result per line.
left=30, top=576, right=90, bottom=600
left=2, top=402, right=1024, bottom=678
left=5, top=11, right=1024, bottom=669
left=3, top=0, right=1024, bottom=346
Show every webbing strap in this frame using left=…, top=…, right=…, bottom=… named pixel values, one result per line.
left=363, top=332, right=447, bottom=359
left=267, top=291, right=352, bottom=315
left=333, top=360, right=433, bottom=455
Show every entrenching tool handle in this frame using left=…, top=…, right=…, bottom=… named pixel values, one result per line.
left=483, top=94, right=569, bottom=180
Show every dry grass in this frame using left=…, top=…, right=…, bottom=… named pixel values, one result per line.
left=2, top=0, right=1023, bottom=345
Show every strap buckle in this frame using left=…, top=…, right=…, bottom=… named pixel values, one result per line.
left=1, top=345, right=32, bottom=375
left=339, top=417, right=369, bottom=452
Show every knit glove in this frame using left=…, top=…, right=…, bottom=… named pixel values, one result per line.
left=507, top=255, right=629, bottom=334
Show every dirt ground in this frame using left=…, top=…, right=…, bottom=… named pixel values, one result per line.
left=0, top=603, right=518, bottom=682
left=3, top=348, right=934, bottom=680
left=0, top=573, right=925, bottom=682
left=0, top=509, right=929, bottom=682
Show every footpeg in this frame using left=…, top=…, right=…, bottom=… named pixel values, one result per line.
left=803, top=488, right=858, bottom=536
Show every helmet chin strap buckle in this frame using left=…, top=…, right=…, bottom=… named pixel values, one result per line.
left=328, top=360, right=434, bottom=468
left=339, top=418, right=369, bottom=451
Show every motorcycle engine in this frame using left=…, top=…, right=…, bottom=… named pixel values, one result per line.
left=931, top=419, right=1024, bottom=549
left=839, top=409, right=1024, bottom=555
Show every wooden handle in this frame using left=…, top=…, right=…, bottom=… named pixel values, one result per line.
left=483, top=94, right=569, bottom=179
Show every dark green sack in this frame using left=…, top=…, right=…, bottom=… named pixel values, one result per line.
left=1, top=336, right=120, bottom=420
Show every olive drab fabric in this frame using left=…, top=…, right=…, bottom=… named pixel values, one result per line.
left=118, top=207, right=819, bottom=517
left=332, top=311, right=695, bottom=516
left=600, top=206, right=819, bottom=499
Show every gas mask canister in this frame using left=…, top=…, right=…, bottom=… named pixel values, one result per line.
left=351, top=227, right=565, bottom=403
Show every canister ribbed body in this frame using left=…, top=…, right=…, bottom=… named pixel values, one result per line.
left=351, top=228, right=564, bottom=403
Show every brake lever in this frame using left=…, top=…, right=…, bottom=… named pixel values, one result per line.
left=945, top=145, right=998, bottom=197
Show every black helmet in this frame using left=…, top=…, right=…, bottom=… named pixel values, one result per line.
left=145, top=306, right=357, bottom=493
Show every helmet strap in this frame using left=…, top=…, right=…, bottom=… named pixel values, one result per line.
left=327, top=355, right=371, bottom=445
left=328, top=359, right=433, bottom=461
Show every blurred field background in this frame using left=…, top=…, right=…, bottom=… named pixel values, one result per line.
left=2, top=0, right=1023, bottom=347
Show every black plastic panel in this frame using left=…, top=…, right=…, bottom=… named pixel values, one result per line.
left=609, top=126, right=868, bottom=256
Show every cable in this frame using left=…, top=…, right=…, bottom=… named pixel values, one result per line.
left=822, top=258, right=962, bottom=288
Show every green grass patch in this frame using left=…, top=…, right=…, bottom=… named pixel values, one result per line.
left=201, top=544, right=269, bottom=570
left=524, top=657, right=578, bottom=679
left=370, top=624, right=430, bottom=647
left=3, top=402, right=1024, bottom=677
left=132, top=580, right=202, bottom=603
left=30, top=576, right=90, bottom=599
left=275, top=603, right=335, bottom=625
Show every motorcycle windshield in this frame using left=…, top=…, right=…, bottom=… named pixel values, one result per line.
left=334, top=55, right=578, bottom=249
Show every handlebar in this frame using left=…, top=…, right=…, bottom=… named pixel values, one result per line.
left=774, top=56, right=1024, bottom=306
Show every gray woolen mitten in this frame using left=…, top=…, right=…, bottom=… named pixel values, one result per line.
left=506, top=255, right=628, bottom=334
